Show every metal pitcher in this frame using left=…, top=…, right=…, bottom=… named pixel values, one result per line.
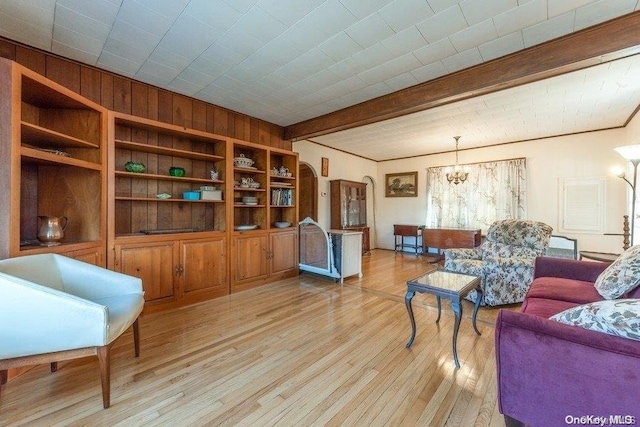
left=37, top=216, right=68, bottom=246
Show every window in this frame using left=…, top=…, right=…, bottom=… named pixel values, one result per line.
left=426, top=158, right=526, bottom=231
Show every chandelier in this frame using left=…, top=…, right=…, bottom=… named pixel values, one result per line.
left=446, top=136, right=468, bottom=185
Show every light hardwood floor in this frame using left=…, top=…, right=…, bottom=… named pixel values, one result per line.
left=0, top=250, right=511, bottom=426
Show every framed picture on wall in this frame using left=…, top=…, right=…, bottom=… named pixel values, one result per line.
left=321, top=157, right=329, bottom=177
left=385, top=171, right=418, bottom=197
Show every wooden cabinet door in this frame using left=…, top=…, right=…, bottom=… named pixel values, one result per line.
left=63, top=246, right=104, bottom=266
left=181, top=237, right=227, bottom=295
left=270, top=231, right=298, bottom=275
left=115, top=242, right=176, bottom=302
left=234, top=234, right=268, bottom=281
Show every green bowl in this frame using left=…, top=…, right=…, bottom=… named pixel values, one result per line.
left=169, top=167, right=186, bottom=177
left=125, top=161, right=146, bottom=173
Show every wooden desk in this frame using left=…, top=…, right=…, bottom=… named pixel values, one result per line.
left=393, top=224, right=425, bottom=255
left=422, top=228, right=482, bottom=255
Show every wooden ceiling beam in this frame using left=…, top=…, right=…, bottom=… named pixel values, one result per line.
left=284, top=11, right=640, bottom=141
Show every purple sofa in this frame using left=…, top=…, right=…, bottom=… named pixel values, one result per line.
left=495, top=256, right=640, bottom=427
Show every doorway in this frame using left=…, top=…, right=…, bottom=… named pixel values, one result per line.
left=299, top=162, right=318, bottom=221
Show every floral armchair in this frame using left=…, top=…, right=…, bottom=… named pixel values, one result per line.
left=444, top=219, right=553, bottom=306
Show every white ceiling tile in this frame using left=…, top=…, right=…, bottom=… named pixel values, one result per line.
left=478, top=31, right=524, bottom=61
left=384, top=52, right=423, bottom=76
left=133, top=0, right=189, bottom=19
left=301, top=0, right=358, bottom=38
left=275, top=21, right=331, bottom=53
left=107, top=19, right=160, bottom=52
left=280, top=48, right=335, bottom=81
left=352, top=43, right=394, bottom=69
left=548, top=0, right=599, bottom=18
left=427, top=0, right=464, bottom=13
left=136, top=60, right=180, bottom=85
left=53, top=26, right=105, bottom=57
left=459, top=0, right=518, bottom=26
left=521, top=12, right=575, bottom=47
left=221, top=0, right=259, bottom=14
left=381, top=26, right=428, bottom=57
left=57, top=0, right=119, bottom=25
left=257, top=0, right=325, bottom=26
left=54, top=5, right=112, bottom=40
left=184, top=0, right=242, bottom=30
left=339, top=0, right=398, bottom=19
left=317, top=32, right=362, bottom=62
left=416, top=5, right=468, bottom=44
left=358, top=64, right=396, bottom=85
left=146, top=46, right=190, bottom=70
left=294, top=69, right=344, bottom=93
left=385, top=72, right=420, bottom=91
left=233, top=6, right=288, bottom=42
left=0, top=10, right=52, bottom=51
left=102, top=37, right=150, bottom=64
left=51, top=41, right=100, bottom=65
left=574, top=0, right=637, bottom=30
left=449, top=19, right=497, bottom=52
left=159, top=14, right=225, bottom=59
left=167, top=77, right=203, bottom=96
left=345, top=12, right=395, bottom=49
left=328, top=57, right=369, bottom=78
left=379, top=0, right=436, bottom=32
left=441, top=47, right=483, bottom=72
left=493, top=0, right=547, bottom=37
left=176, top=67, right=216, bottom=86
left=410, top=60, right=448, bottom=82
left=199, top=43, right=245, bottom=69
left=117, top=0, right=174, bottom=36
left=413, top=38, right=457, bottom=65
left=97, top=49, right=140, bottom=76
left=216, top=27, right=264, bottom=57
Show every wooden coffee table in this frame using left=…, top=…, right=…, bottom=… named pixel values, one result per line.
left=405, top=269, right=482, bottom=368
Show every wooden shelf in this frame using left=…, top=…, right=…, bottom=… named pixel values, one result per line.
left=234, top=167, right=266, bottom=174
left=115, top=196, right=224, bottom=203
left=270, top=205, right=296, bottom=208
left=115, top=140, right=224, bottom=161
left=234, top=187, right=266, bottom=192
left=21, top=146, right=102, bottom=170
left=234, top=203, right=266, bottom=208
left=22, top=122, right=99, bottom=149
left=115, top=170, right=223, bottom=184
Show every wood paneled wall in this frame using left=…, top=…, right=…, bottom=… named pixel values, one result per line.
left=0, top=37, right=289, bottom=150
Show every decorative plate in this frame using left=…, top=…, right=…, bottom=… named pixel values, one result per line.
left=234, top=224, right=258, bottom=231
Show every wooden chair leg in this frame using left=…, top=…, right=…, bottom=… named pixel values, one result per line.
left=133, top=319, right=140, bottom=357
left=50, top=362, right=58, bottom=372
left=96, top=345, right=111, bottom=409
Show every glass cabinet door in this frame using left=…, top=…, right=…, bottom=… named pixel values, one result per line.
left=330, top=179, right=367, bottom=230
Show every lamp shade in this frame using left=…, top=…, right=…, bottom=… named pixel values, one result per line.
left=614, top=145, right=640, bottom=160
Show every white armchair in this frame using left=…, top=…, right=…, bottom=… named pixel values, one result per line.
left=0, top=254, right=144, bottom=408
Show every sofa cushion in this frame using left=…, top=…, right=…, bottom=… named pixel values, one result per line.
left=527, top=277, right=604, bottom=305
left=550, top=299, right=640, bottom=341
left=594, top=246, right=640, bottom=299
left=520, top=297, right=579, bottom=318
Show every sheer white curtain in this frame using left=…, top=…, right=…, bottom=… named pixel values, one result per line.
left=426, top=158, right=526, bottom=231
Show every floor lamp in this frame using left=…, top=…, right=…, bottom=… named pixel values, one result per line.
left=614, top=145, right=640, bottom=246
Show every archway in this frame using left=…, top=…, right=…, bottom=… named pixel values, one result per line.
left=299, top=162, right=318, bottom=221
left=362, top=175, right=376, bottom=250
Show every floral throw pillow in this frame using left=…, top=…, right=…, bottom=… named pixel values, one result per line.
left=550, top=299, right=640, bottom=341
left=594, top=245, right=640, bottom=299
